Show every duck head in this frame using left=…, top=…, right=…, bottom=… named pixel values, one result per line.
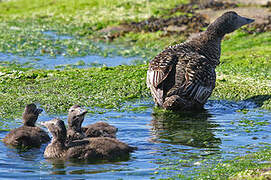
left=67, top=105, right=88, bottom=131
left=42, top=118, right=67, bottom=142
left=22, top=103, right=43, bottom=127
left=207, top=11, right=254, bottom=37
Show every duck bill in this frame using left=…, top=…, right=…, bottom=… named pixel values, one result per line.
left=40, top=118, right=57, bottom=128
left=78, top=108, right=88, bottom=116
left=40, top=121, right=50, bottom=128
left=36, top=108, right=43, bottom=114
left=238, top=16, right=255, bottom=27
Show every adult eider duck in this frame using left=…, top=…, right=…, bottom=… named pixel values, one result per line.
left=146, top=11, right=254, bottom=111
left=3, top=103, right=50, bottom=149
left=43, top=118, right=136, bottom=161
left=67, top=105, right=117, bottom=142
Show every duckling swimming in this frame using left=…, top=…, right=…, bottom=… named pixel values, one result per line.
left=43, top=118, right=136, bottom=161
left=67, top=105, right=117, bottom=143
left=146, top=11, right=254, bottom=111
left=66, top=105, right=88, bottom=143
left=3, top=103, right=50, bottom=149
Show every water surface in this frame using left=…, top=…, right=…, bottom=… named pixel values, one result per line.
left=1, top=100, right=271, bottom=179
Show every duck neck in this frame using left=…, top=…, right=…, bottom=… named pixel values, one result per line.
left=188, top=30, right=223, bottom=66
left=45, top=138, right=67, bottom=159
left=69, top=125, right=82, bottom=133
left=23, top=119, right=35, bottom=127
left=51, top=137, right=67, bottom=149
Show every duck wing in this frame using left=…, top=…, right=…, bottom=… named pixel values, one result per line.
left=147, top=47, right=179, bottom=106
left=174, top=53, right=216, bottom=104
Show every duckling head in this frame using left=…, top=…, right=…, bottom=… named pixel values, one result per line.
left=22, top=103, right=43, bottom=127
left=67, top=105, right=88, bottom=131
left=207, top=11, right=254, bottom=37
left=43, top=118, right=67, bottom=142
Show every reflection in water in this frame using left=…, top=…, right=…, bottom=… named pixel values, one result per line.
left=150, top=110, right=221, bottom=148
left=46, top=159, right=67, bottom=175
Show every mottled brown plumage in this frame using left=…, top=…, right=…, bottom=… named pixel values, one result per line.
left=3, top=104, right=50, bottom=148
left=147, top=11, right=254, bottom=111
left=43, top=118, right=136, bottom=161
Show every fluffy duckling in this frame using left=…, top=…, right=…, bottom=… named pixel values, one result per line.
left=43, top=118, right=136, bottom=161
left=67, top=105, right=117, bottom=143
left=146, top=11, right=254, bottom=111
left=3, top=103, right=50, bottom=148
left=66, top=105, right=88, bottom=143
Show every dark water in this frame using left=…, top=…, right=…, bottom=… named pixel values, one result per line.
left=1, top=100, right=271, bottom=179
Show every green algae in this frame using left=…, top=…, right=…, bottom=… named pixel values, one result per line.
left=194, top=147, right=271, bottom=180
left=0, top=65, right=148, bottom=118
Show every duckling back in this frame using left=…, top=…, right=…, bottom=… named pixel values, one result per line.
left=3, top=126, right=50, bottom=148
left=82, top=122, right=118, bottom=139
left=67, top=137, right=136, bottom=161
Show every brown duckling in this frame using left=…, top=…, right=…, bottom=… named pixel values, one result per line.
left=67, top=105, right=117, bottom=143
left=3, top=103, right=50, bottom=149
left=43, top=118, right=136, bottom=161
left=146, top=11, right=254, bottom=111
left=66, top=105, right=88, bottom=143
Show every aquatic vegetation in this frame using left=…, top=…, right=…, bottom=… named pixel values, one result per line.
left=0, top=65, right=149, bottom=118
left=194, top=147, right=271, bottom=179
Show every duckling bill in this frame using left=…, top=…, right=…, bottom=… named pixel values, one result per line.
left=3, top=103, right=50, bottom=149
left=146, top=11, right=254, bottom=111
left=43, top=118, right=136, bottom=161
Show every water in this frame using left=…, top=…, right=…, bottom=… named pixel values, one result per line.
left=0, top=31, right=141, bottom=69
left=0, top=52, right=137, bottom=69
left=1, top=100, right=271, bottom=179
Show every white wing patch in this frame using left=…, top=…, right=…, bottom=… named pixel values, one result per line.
left=194, top=86, right=212, bottom=103
left=146, top=69, right=164, bottom=106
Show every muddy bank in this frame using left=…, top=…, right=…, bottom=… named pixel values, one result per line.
left=99, top=0, right=271, bottom=40
left=99, top=13, right=209, bottom=40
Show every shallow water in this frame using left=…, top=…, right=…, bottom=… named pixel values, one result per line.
left=0, top=52, right=138, bottom=69
left=1, top=100, right=271, bottom=179
left=0, top=31, right=141, bottom=69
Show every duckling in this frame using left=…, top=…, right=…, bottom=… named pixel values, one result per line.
left=146, top=11, right=254, bottom=111
left=67, top=105, right=117, bottom=142
left=43, top=118, right=136, bottom=161
left=3, top=103, right=50, bottom=149
left=66, top=105, right=88, bottom=143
